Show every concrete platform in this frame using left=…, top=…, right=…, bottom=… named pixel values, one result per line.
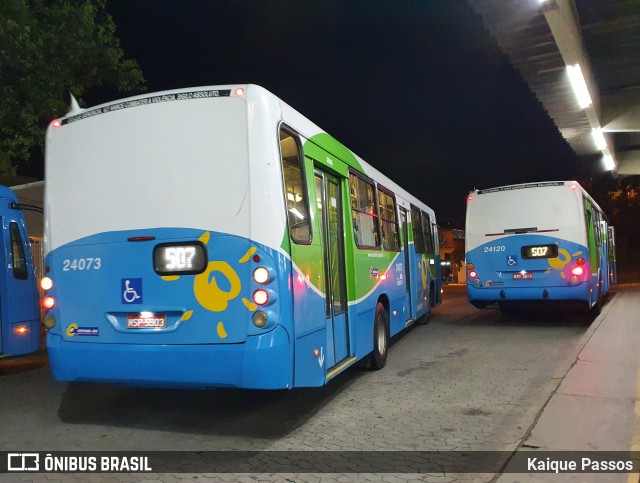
left=500, top=286, right=640, bottom=482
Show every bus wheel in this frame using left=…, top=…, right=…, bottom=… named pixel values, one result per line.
left=417, top=293, right=432, bottom=325
left=370, top=302, right=389, bottom=370
left=591, top=279, right=603, bottom=316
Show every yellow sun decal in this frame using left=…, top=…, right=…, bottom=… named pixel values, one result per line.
left=243, top=298, right=257, bottom=311
left=160, top=232, right=261, bottom=340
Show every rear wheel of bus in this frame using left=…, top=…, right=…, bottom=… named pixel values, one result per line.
left=370, top=302, right=389, bottom=370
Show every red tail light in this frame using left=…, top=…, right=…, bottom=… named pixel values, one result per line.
left=571, top=266, right=584, bottom=276
left=42, top=296, right=56, bottom=310
left=253, top=289, right=269, bottom=306
left=468, top=270, right=478, bottom=279
left=576, top=257, right=585, bottom=266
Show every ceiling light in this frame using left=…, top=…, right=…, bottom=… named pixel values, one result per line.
left=591, top=128, right=607, bottom=150
left=603, top=154, right=615, bottom=171
left=566, top=64, right=592, bottom=109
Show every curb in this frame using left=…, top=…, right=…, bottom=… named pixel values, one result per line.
left=493, top=292, right=619, bottom=477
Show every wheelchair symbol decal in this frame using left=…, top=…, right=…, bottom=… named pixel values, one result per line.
left=122, top=278, right=143, bottom=304
left=507, top=255, right=518, bottom=266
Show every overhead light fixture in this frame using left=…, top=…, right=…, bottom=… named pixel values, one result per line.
left=591, top=128, right=607, bottom=150
left=566, top=64, right=592, bottom=109
left=603, top=154, right=615, bottom=171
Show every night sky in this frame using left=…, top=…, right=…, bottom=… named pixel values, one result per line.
left=105, top=0, right=598, bottom=224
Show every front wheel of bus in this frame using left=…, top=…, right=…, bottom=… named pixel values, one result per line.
left=370, top=303, right=389, bottom=370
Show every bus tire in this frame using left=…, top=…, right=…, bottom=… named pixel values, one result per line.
left=370, top=302, right=389, bottom=370
left=417, top=290, right=432, bottom=325
left=591, top=278, right=603, bottom=316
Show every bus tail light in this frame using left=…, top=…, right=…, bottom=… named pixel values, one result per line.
left=41, top=276, right=53, bottom=291
left=42, top=296, right=56, bottom=310
left=571, top=266, right=584, bottom=276
left=468, top=270, right=478, bottom=279
left=252, top=311, right=268, bottom=328
left=44, top=314, right=56, bottom=329
left=253, top=289, right=269, bottom=306
left=576, top=257, right=585, bottom=266
left=253, top=267, right=270, bottom=284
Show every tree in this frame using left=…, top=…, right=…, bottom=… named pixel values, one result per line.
left=0, top=0, right=146, bottom=176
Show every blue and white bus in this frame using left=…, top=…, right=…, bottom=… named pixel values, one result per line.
left=43, top=84, right=441, bottom=388
left=0, top=186, right=41, bottom=357
left=465, top=181, right=615, bottom=313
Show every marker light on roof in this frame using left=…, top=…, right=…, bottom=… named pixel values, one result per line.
left=467, top=195, right=473, bottom=201
left=51, top=119, right=61, bottom=128
left=234, top=88, right=245, bottom=96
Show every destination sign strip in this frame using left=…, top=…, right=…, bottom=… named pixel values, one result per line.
left=63, top=89, right=232, bottom=125
left=477, top=181, right=565, bottom=194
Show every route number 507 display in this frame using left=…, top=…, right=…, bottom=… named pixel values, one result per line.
left=521, top=244, right=558, bottom=259
left=153, top=242, right=207, bottom=275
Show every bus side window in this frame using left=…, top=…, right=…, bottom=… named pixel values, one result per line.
left=422, top=211, right=434, bottom=254
left=411, top=206, right=424, bottom=254
left=349, top=173, right=380, bottom=248
left=378, top=187, right=400, bottom=251
left=10, top=222, right=28, bottom=280
left=279, top=128, right=311, bottom=244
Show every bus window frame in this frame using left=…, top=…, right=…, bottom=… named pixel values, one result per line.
left=278, top=124, right=312, bottom=246
left=348, top=169, right=381, bottom=250
left=10, top=221, right=29, bottom=280
left=410, top=205, right=425, bottom=254
left=377, top=184, right=401, bottom=252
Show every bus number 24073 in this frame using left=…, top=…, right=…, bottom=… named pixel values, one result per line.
left=62, top=258, right=102, bottom=271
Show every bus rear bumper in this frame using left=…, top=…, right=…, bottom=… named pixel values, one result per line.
left=467, top=284, right=591, bottom=307
left=46, top=326, right=292, bottom=389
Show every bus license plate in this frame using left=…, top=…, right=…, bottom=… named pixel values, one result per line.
left=127, top=313, right=167, bottom=329
left=513, top=273, right=533, bottom=280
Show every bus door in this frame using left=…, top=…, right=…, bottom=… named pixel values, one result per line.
left=399, top=207, right=412, bottom=320
left=1, top=216, right=39, bottom=356
left=314, top=170, right=349, bottom=366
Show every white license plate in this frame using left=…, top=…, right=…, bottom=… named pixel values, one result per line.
left=513, top=273, right=533, bottom=280
left=127, top=313, right=167, bottom=329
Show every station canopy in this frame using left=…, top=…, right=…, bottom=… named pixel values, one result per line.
left=469, top=0, right=640, bottom=175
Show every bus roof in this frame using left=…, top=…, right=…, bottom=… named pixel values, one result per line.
left=52, top=83, right=437, bottom=219
left=0, top=185, right=18, bottom=201
left=470, top=180, right=605, bottom=215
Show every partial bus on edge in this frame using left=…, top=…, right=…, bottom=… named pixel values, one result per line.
left=43, top=84, right=441, bottom=388
left=465, top=181, right=616, bottom=313
left=0, top=186, right=40, bottom=357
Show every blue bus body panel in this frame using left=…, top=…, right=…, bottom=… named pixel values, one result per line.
left=45, top=228, right=298, bottom=388
left=0, top=186, right=40, bottom=357
left=47, top=325, right=291, bottom=389
left=466, top=234, right=593, bottom=306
